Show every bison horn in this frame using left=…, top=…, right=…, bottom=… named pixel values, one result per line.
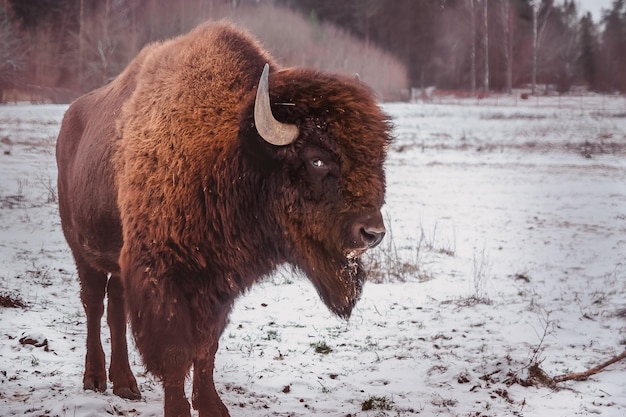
left=254, top=64, right=299, bottom=146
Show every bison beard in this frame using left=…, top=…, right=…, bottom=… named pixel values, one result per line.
left=56, top=21, right=391, bottom=417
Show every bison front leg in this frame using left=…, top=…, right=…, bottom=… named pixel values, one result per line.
left=124, top=265, right=196, bottom=417
left=192, top=339, right=230, bottom=417
left=135, top=327, right=195, bottom=417
left=163, top=374, right=192, bottom=417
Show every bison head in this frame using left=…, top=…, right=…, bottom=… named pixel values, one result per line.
left=240, top=65, right=392, bottom=319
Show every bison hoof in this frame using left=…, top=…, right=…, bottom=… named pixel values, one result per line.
left=83, top=377, right=107, bottom=393
left=197, top=401, right=230, bottom=417
left=199, top=407, right=230, bottom=417
left=113, top=386, right=142, bottom=400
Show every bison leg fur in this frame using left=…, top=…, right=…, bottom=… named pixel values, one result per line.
left=106, top=274, right=140, bottom=399
left=192, top=340, right=230, bottom=417
left=159, top=347, right=194, bottom=417
left=78, top=262, right=108, bottom=393
left=125, top=269, right=196, bottom=416
left=136, top=322, right=194, bottom=417
left=139, top=329, right=194, bottom=417
left=163, top=374, right=192, bottom=417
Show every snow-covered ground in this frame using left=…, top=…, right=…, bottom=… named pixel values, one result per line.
left=1, top=95, right=625, bottom=416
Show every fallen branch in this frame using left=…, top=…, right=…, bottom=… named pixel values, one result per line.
left=553, top=350, right=626, bottom=383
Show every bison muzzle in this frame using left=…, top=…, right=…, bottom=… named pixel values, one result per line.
left=56, top=21, right=391, bottom=417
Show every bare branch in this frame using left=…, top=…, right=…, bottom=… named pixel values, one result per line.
left=553, top=350, right=626, bottom=383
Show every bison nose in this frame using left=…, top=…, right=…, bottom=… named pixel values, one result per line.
left=352, top=211, right=386, bottom=250
left=360, top=226, right=386, bottom=248
left=353, top=222, right=386, bottom=249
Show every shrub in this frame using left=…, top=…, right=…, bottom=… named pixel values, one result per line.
left=226, top=4, right=408, bottom=101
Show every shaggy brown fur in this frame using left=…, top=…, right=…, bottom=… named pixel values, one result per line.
left=57, top=21, right=391, bottom=417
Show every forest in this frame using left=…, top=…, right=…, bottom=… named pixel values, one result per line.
left=1, top=0, right=625, bottom=103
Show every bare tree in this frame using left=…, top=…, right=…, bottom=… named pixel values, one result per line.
left=500, top=0, right=513, bottom=93
left=468, top=0, right=476, bottom=92
left=74, top=0, right=141, bottom=91
left=531, top=0, right=539, bottom=94
left=357, top=0, right=381, bottom=50
left=0, top=1, right=22, bottom=98
left=482, top=0, right=489, bottom=92
left=78, top=0, right=84, bottom=90
left=530, top=0, right=559, bottom=94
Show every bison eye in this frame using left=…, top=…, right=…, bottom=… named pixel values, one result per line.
left=310, top=158, right=326, bottom=169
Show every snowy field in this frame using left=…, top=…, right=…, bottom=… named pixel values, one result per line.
left=1, top=95, right=625, bottom=416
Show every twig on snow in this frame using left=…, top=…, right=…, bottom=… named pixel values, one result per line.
left=552, top=349, right=626, bottom=383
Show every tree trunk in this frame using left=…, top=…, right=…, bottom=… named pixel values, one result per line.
left=483, top=0, right=489, bottom=92
left=532, top=1, right=539, bottom=95
left=470, top=0, right=476, bottom=93
left=78, top=0, right=84, bottom=91
left=501, top=0, right=512, bottom=93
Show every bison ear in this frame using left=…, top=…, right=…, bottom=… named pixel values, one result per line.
left=254, top=64, right=299, bottom=146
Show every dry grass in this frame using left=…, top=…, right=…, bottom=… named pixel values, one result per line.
left=361, top=395, right=394, bottom=411
left=0, top=291, right=26, bottom=308
left=363, top=217, right=428, bottom=284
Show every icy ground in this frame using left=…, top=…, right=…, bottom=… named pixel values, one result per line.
left=0, top=94, right=625, bottom=416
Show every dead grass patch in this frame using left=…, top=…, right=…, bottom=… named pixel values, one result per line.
left=0, top=291, right=27, bottom=308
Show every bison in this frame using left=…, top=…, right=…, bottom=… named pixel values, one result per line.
left=56, top=21, right=391, bottom=417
